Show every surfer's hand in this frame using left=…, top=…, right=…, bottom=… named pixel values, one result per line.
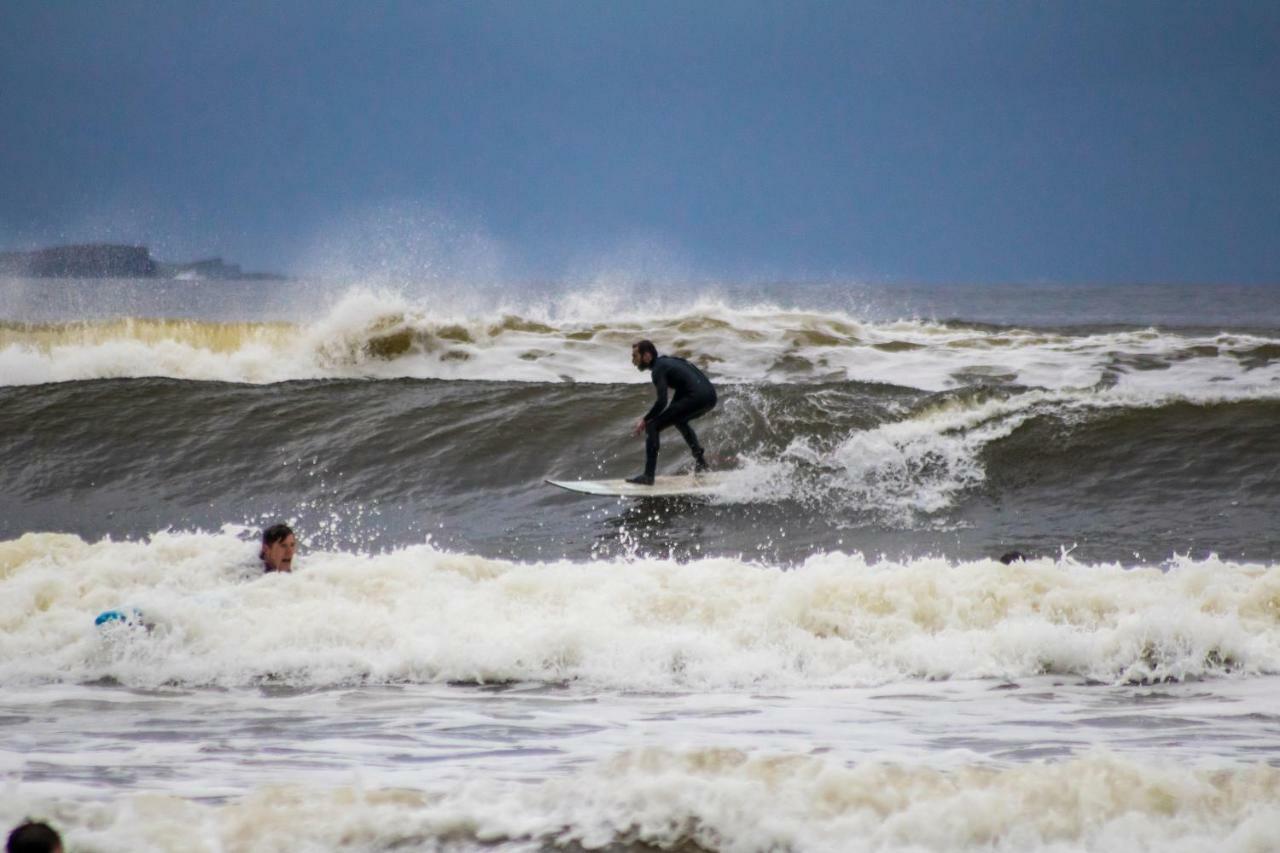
left=632, top=418, right=646, bottom=436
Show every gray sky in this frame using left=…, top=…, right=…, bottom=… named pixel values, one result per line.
left=2, top=1, right=1277, bottom=283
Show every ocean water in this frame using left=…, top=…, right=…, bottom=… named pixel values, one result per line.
left=1, top=276, right=1279, bottom=852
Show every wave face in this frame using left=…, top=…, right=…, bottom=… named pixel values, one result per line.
left=2, top=530, right=1278, bottom=690
left=1, top=374, right=1276, bottom=564
left=3, top=284, right=1278, bottom=567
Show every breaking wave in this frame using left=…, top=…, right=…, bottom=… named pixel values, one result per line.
left=2, top=529, right=1278, bottom=690
left=4, top=289, right=1280, bottom=392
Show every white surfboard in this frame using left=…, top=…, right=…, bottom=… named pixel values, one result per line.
left=546, top=471, right=730, bottom=498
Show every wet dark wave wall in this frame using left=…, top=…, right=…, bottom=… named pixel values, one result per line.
left=3, top=378, right=1277, bottom=565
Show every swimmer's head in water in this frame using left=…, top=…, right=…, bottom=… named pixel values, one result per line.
left=6, top=822, right=63, bottom=853
left=260, top=523, right=297, bottom=572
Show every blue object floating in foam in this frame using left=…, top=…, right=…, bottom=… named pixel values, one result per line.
left=95, top=608, right=144, bottom=627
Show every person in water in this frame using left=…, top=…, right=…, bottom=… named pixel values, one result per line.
left=260, top=523, right=297, bottom=572
left=6, top=822, right=63, bottom=853
left=628, top=340, right=717, bottom=485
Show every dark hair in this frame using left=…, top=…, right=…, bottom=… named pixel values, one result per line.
left=261, top=523, right=294, bottom=546
left=633, top=340, right=657, bottom=359
left=7, top=822, right=62, bottom=853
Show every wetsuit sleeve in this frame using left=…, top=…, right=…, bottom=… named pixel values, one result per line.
left=643, top=363, right=669, bottom=422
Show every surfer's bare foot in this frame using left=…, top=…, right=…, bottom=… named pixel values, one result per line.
left=626, top=474, right=654, bottom=485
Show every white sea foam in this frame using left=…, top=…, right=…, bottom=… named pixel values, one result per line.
left=2, top=529, right=1277, bottom=690
left=725, top=383, right=1269, bottom=518
left=3, top=288, right=1279, bottom=392
left=4, top=749, right=1278, bottom=852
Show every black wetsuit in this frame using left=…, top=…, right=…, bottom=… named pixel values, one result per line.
left=639, top=355, right=717, bottom=479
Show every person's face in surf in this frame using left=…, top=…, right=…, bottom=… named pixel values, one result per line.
left=631, top=345, right=652, bottom=371
left=261, top=534, right=297, bottom=572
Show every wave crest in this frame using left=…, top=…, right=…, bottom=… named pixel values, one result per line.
left=5, top=288, right=1280, bottom=390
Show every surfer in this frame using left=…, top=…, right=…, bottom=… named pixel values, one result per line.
left=627, top=340, right=716, bottom=485
left=260, top=523, right=297, bottom=572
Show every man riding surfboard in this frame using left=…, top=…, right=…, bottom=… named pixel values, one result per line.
left=628, top=340, right=717, bottom=485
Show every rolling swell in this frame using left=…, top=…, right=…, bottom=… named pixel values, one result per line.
left=0, top=377, right=913, bottom=511
left=2, top=377, right=1277, bottom=563
left=984, top=397, right=1280, bottom=499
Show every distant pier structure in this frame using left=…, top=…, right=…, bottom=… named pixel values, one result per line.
left=0, top=243, right=284, bottom=280
left=0, top=243, right=157, bottom=278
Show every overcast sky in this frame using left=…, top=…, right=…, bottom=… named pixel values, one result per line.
left=2, top=1, right=1277, bottom=283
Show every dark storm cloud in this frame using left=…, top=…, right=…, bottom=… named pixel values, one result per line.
left=1, top=1, right=1277, bottom=282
